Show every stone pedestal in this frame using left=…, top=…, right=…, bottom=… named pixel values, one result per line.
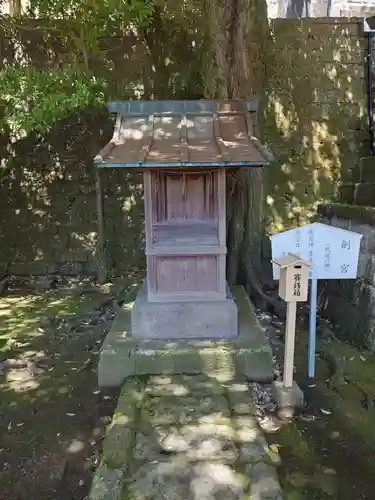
left=131, top=281, right=238, bottom=340
left=98, top=286, right=274, bottom=388
left=271, top=380, right=304, bottom=410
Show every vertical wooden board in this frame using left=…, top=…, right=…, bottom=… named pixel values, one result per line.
left=196, top=256, right=218, bottom=291
left=217, top=254, right=226, bottom=295
left=163, top=172, right=218, bottom=222
left=204, top=171, right=218, bottom=219
left=150, top=171, right=158, bottom=223
left=155, top=256, right=195, bottom=292
left=185, top=175, right=205, bottom=220
left=147, top=254, right=157, bottom=294
left=95, top=169, right=107, bottom=283
left=156, top=171, right=167, bottom=222
left=166, top=174, right=184, bottom=220
left=217, top=169, right=226, bottom=247
left=143, top=171, right=153, bottom=250
left=155, top=256, right=218, bottom=293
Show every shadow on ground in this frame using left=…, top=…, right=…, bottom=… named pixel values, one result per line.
left=0, top=274, right=142, bottom=500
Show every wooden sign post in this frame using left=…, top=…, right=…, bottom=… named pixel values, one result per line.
left=270, top=223, right=362, bottom=379
left=271, top=253, right=310, bottom=388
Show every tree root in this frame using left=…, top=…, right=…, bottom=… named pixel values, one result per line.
left=243, top=262, right=286, bottom=319
left=316, top=346, right=345, bottom=390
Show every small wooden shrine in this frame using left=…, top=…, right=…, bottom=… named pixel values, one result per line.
left=95, top=100, right=273, bottom=340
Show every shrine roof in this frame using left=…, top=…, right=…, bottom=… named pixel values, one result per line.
left=94, top=100, right=274, bottom=168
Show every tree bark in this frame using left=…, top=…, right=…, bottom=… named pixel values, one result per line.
left=9, top=0, right=22, bottom=16
left=203, top=0, right=271, bottom=296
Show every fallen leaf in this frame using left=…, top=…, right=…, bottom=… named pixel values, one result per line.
left=269, top=444, right=280, bottom=453
left=320, top=408, right=332, bottom=415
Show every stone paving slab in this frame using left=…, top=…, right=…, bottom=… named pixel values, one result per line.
left=90, top=374, right=284, bottom=500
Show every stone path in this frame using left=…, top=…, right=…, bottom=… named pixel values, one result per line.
left=89, top=374, right=284, bottom=500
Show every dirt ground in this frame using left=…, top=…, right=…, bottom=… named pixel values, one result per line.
left=259, top=310, right=375, bottom=500
left=0, top=276, right=139, bottom=500
left=3, top=276, right=375, bottom=500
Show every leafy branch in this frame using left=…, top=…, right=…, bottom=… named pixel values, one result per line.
left=0, top=65, right=108, bottom=135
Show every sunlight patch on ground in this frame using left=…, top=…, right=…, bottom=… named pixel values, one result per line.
left=5, top=371, right=40, bottom=392
left=0, top=293, right=100, bottom=351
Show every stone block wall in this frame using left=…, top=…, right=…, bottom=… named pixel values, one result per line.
left=0, top=18, right=372, bottom=279
left=319, top=208, right=375, bottom=350
left=265, top=18, right=369, bottom=233
left=0, top=110, right=146, bottom=278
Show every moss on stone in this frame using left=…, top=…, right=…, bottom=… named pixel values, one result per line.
left=116, top=377, right=145, bottom=418
left=89, top=463, right=124, bottom=500
left=101, top=378, right=144, bottom=470
left=102, top=423, right=135, bottom=470
left=318, top=202, right=375, bottom=225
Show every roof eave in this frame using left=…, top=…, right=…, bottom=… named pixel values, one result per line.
left=95, top=160, right=273, bottom=169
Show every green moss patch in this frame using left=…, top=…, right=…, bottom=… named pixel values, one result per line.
left=268, top=322, right=375, bottom=499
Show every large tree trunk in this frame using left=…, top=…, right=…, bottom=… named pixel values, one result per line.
left=203, top=0, right=271, bottom=300
left=9, top=0, right=22, bottom=15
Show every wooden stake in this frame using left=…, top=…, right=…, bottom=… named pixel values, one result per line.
left=284, top=301, right=297, bottom=388
left=96, top=168, right=107, bottom=284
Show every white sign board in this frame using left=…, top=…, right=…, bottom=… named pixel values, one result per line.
left=270, top=223, right=362, bottom=280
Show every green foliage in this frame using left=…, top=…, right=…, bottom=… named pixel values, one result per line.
left=0, top=0, right=156, bottom=136
left=27, top=0, right=154, bottom=25
left=26, top=0, right=155, bottom=53
left=0, top=65, right=108, bottom=134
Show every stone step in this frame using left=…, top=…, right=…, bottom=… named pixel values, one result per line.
left=89, top=374, right=284, bottom=500
left=98, top=285, right=274, bottom=388
left=339, top=183, right=375, bottom=206
left=360, top=155, right=375, bottom=183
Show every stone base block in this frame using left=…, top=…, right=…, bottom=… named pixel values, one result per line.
left=271, top=380, right=304, bottom=410
left=131, top=281, right=238, bottom=340
left=98, top=286, right=273, bottom=388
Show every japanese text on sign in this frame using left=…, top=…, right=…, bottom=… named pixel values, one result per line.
left=270, top=222, right=362, bottom=281
left=340, top=264, right=349, bottom=274
left=293, top=272, right=301, bottom=297
left=295, top=230, right=301, bottom=256
left=341, top=240, right=350, bottom=250
left=324, top=243, right=331, bottom=271
left=308, top=228, right=314, bottom=277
